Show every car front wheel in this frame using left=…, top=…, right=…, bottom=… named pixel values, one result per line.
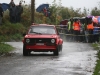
left=23, top=44, right=29, bottom=56
left=53, top=46, right=59, bottom=56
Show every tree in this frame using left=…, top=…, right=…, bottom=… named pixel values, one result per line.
left=91, top=7, right=100, bottom=16
left=90, top=2, right=100, bottom=16
left=59, top=7, right=70, bottom=19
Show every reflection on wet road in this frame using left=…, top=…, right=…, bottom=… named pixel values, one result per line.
left=0, top=42, right=97, bottom=75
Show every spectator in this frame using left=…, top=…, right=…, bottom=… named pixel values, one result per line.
left=47, top=9, right=51, bottom=17
left=9, top=0, right=15, bottom=7
left=9, top=3, right=16, bottom=23
left=73, top=19, right=81, bottom=42
left=93, top=22, right=100, bottom=43
left=0, top=3, right=3, bottom=25
left=67, top=19, right=72, bottom=41
left=43, top=7, right=47, bottom=16
left=79, top=18, right=86, bottom=42
left=68, top=19, right=71, bottom=32
left=16, top=2, right=23, bottom=23
left=87, top=20, right=94, bottom=43
left=9, top=0, right=15, bottom=22
left=80, top=21, right=85, bottom=42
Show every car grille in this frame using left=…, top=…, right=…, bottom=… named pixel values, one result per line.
left=25, top=38, right=56, bottom=45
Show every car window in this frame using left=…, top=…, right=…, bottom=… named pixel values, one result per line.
left=28, top=26, right=56, bottom=34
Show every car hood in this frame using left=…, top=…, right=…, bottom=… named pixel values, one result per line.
left=25, top=34, right=58, bottom=38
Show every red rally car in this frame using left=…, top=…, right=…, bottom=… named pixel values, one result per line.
left=22, top=24, right=63, bottom=56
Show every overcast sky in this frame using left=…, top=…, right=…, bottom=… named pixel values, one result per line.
left=1, top=0, right=100, bottom=10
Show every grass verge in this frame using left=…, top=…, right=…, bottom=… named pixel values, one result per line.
left=0, top=33, right=23, bottom=42
left=0, top=42, right=14, bottom=56
left=92, top=43, right=100, bottom=75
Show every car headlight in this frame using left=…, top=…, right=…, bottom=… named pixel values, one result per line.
left=51, top=39, right=55, bottom=43
left=26, top=39, right=30, bottom=43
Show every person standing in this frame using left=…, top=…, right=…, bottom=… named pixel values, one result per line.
left=43, top=7, right=48, bottom=17
left=9, top=0, right=15, bottom=7
left=80, top=18, right=86, bottom=42
left=9, top=3, right=16, bottom=23
left=9, top=0, right=15, bottom=22
left=87, top=20, right=94, bottom=43
left=93, top=22, right=100, bottom=43
left=16, top=2, right=23, bottom=23
left=0, top=3, right=3, bottom=25
left=73, top=19, right=80, bottom=42
left=67, top=19, right=72, bottom=41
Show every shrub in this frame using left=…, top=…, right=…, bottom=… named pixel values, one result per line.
left=0, top=42, right=14, bottom=55
left=0, top=21, right=26, bottom=35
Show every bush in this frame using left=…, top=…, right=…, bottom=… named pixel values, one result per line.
left=93, top=60, right=100, bottom=75
left=0, top=42, right=14, bottom=55
left=0, top=33, right=23, bottom=42
left=0, top=21, right=26, bottom=35
left=0, top=21, right=26, bottom=42
left=92, top=43, right=100, bottom=75
left=11, top=33, right=23, bottom=41
left=0, top=35, right=10, bottom=42
left=92, top=43, right=99, bottom=50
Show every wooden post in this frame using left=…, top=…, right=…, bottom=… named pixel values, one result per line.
left=31, top=0, right=35, bottom=23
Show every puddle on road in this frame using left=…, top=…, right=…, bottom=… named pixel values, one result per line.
left=45, top=51, right=97, bottom=75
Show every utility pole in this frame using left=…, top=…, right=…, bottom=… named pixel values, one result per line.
left=31, top=0, right=35, bottom=23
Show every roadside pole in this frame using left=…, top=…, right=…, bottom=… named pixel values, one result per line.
left=31, top=0, right=35, bottom=23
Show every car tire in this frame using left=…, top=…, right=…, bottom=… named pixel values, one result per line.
left=53, top=46, right=59, bottom=56
left=23, top=44, right=29, bottom=56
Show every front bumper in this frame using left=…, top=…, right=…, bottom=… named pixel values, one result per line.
left=24, top=44, right=57, bottom=52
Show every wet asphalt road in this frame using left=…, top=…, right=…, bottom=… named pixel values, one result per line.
left=0, top=42, right=97, bottom=75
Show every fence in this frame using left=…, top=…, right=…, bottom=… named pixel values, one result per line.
left=56, top=25, right=100, bottom=43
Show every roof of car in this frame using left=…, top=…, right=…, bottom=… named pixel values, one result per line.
left=31, top=23, right=56, bottom=27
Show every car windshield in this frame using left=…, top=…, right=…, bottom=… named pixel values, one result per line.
left=28, top=26, right=56, bottom=35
